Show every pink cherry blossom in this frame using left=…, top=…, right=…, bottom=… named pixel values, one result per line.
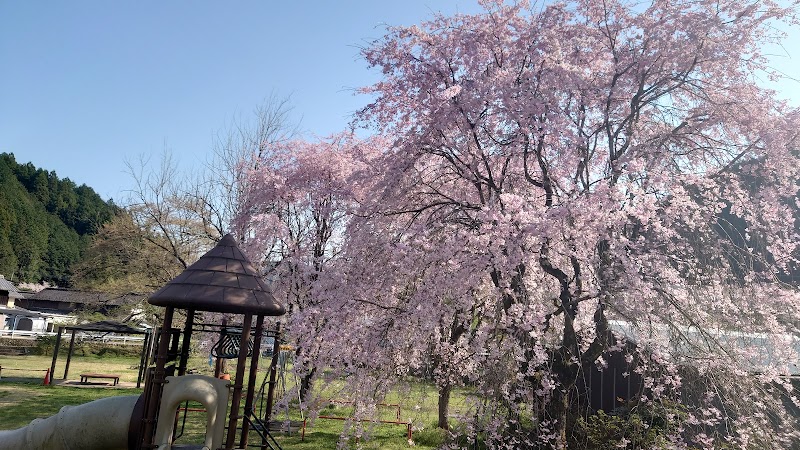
left=238, top=0, right=800, bottom=448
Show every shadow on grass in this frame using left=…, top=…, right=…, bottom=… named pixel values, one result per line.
left=276, top=428, right=418, bottom=450
left=277, top=430, right=341, bottom=447
left=0, top=382, right=141, bottom=430
left=0, top=376, right=44, bottom=384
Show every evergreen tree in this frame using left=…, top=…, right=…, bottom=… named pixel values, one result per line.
left=0, top=152, right=117, bottom=284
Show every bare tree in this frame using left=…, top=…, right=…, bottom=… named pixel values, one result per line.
left=192, top=93, right=299, bottom=241
left=124, top=151, right=211, bottom=271
left=119, top=95, right=299, bottom=276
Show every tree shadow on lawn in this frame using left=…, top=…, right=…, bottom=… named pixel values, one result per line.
left=0, top=382, right=140, bottom=430
left=277, top=428, right=420, bottom=450
left=0, top=376, right=43, bottom=384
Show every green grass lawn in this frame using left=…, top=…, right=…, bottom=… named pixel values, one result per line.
left=0, top=353, right=143, bottom=383
left=0, top=354, right=465, bottom=449
left=0, top=383, right=142, bottom=428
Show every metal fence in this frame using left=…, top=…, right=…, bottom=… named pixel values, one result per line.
left=0, top=329, right=56, bottom=339
left=0, top=329, right=145, bottom=345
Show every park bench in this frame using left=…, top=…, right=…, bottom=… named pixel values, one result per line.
left=79, top=373, right=121, bottom=385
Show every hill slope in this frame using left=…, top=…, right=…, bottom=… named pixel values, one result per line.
left=0, top=153, right=118, bottom=285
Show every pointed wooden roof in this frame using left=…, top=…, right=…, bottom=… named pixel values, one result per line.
left=148, top=234, right=285, bottom=316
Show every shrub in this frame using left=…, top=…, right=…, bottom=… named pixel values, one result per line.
left=30, top=335, right=141, bottom=357
left=33, top=335, right=57, bottom=355
left=572, top=401, right=687, bottom=450
left=413, top=424, right=448, bottom=447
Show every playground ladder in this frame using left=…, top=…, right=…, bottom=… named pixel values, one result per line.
left=242, top=410, right=283, bottom=450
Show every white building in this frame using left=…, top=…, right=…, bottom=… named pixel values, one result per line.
left=0, top=275, right=73, bottom=333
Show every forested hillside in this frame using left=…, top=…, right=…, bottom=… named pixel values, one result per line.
left=0, top=153, right=118, bottom=285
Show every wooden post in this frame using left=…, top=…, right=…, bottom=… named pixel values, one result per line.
left=145, top=326, right=157, bottom=369
left=63, top=329, right=77, bottom=380
left=214, top=317, right=228, bottom=378
left=177, top=309, right=194, bottom=376
left=49, top=327, right=62, bottom=384
left=264, top=323, right=281, bottom=423
left=239, top=314, right=265, bottom=449
left=136, top=330, right=150, bottom=389
left=261, top=323, right=281, bottom=450
left=140, top=306, right=174, bottom=450
left=225, top=313, right=252, bottom=449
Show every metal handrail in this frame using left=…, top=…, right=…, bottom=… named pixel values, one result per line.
left=242, top=411, right=283, bottom=450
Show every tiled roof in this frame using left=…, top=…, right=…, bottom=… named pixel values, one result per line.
left=0, top=275, right=23, bottom=298
left=65, top=320, right=148, bottom=334
left=27, top=288, right=148, bottom=306
left=0, top=305, right=41, bottom=316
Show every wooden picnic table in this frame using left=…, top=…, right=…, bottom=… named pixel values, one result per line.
left=79, top=373, right=121, bottom=385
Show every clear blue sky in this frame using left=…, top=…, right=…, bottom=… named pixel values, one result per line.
left=1, top=1, right=798, bottom=203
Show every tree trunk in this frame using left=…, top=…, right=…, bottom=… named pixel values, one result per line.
left=438, top=383, right=452, bottom=430
left=545, top=310, right=582, bottom=449
left=545, top=383, right=571, bottom=449
left=541, top=348, right=577, bottom=449
left=299, top=367, right=316, bottom=402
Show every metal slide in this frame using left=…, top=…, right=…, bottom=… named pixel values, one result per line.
left=0, top=395, right=139, bottom=450
left=0, top=374, right=229, bottom=450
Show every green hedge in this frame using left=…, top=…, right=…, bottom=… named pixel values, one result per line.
left=0, top=337, right=36, bottom=348
left=34, top=335, right=142, bottom=357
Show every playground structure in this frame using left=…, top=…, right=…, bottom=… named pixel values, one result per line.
left=0, top=234, right=287, bottom=450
